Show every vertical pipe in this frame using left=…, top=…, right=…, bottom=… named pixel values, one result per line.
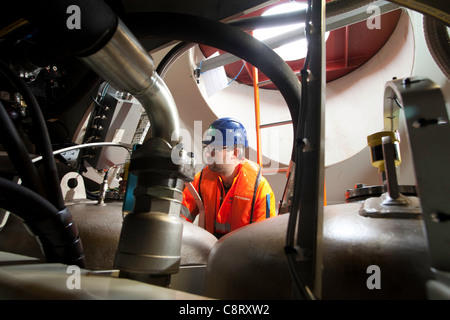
left=344, top=25, right=349, bottom=68
left=293, top=0, right=326, bottom=299
left=252, top=64, right=263, bottom=166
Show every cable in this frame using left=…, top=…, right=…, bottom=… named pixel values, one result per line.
left=124, top=12, right=301, bottom=137
left=0, top=176, right=59, bottom=220
left=0, top=61, right=65, bottom=210
left=227, top=61, right=247, bottom=85
left=99, top=82, right=110, bottom=103
left=284, top=0, right=316, bottom=300
left=30, top=142, right=132, bottom=202
left=0, top=100, right=46, bottom=197
left=156, top=41, right=196, bottom=78
left=0, top=62, right=86, bottom=265
left=0, top=176, right=85, bottom=266
left=31, top=142, right=132, bottom=163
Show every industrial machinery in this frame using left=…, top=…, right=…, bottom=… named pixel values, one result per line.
left=0, top=0, right=448, bottom=304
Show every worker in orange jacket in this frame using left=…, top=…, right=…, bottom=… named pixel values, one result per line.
left=181, top=118, right=276, bottom=239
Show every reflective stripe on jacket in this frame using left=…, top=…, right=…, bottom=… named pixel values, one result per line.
left=181, top=159, right=276, bottom=235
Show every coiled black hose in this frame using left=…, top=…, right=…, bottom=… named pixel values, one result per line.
left=0, top=62, right=85, bottom=267
left=0, top=61, right=65, bottom=210
left=0, top=177, right=85, bottom=266
left=0, top=100, right=45, bottom=197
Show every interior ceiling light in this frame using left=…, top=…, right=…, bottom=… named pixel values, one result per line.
left=253, top=2, right=329, bottom=61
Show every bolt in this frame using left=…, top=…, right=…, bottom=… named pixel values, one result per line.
left=67, top=178, right=78, bottom=189
left=430, top=212, right=450, bottom=223
left=401, top=78, right=422, bottom=87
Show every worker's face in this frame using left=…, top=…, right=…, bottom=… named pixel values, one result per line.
left=203, top=145, right=239, bottom=176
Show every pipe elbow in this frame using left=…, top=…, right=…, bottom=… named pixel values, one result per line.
left=81, top=19, right=180, bottom=146
left=136, top=75, right=181, bottom=145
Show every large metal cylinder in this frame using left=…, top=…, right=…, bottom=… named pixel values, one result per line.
left=114, top=212, right=183, bottom=275
left=204, top=202, right=432, bottom=299
left=321, top=202, right=431, bottom=299
left=204, top=214, right=293, bottom=299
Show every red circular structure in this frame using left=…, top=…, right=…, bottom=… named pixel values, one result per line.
left=199, top=1, right=402, bottom=89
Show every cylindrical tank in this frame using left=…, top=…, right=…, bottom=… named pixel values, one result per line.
left=204, top=202, right=432, bottom=299
left=321, top=202, right=432, bottom=299
left=204, top=214, right=293, bottom=299
left=0, top=200, right=217, bottom=271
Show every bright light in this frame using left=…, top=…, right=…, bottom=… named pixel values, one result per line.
left=253, top=2, right=328, bottom=61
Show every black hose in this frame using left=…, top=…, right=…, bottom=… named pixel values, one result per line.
left=387, top=0, right=449, bottom=26
left=125, top=12, right=302, bottom=135
left=154, top=9, right=308, bottom=81
left=18, top=0, right=118, bottom=58
left=284, top=0, right=317, bottom=300
left=0, top=177, right=59, bottom=220
left=0, top=101, right=46, bottom=197
left=0, top=61, right=65, bottom=210
left=153, top=1, right=379, bottom=88
left=423, top=15, right=450, bottom=79
left=156, top=41, right=196, bottom=79
left=0, top=177, right=85, bottom=267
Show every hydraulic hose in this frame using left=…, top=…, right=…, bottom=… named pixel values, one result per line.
left=0, top=177, right=85, bottom=266
left=0, top=100, right=46, bottom=197
left=18, top=0, right=118, bottom=58
left=124, top=12, right=302, bottom=137
left=0, top=1, right=107, bottom=265
left=387, top=0, right=450, bottom=26
left=156, top=41, right=196, bottom=79
left=0, top=61, right=65, bottom=211
left=154, top=0, right=379, bottom=87
left=423, top=15, right=450, bottom=79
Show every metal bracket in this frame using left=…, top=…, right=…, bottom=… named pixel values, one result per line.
left=383, top=77, right=450, bottom=291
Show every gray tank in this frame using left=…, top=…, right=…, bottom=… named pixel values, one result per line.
left=204, top=202, right=432, bottom=299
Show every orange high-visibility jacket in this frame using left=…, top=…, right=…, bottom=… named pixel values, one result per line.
left=181, top=159, right=276, bottom=236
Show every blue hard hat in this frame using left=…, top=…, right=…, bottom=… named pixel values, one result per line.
left=202, top=117, right=248, bottom=148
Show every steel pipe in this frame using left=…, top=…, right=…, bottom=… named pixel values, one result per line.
left=82, top=20, right=181, bottom=145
